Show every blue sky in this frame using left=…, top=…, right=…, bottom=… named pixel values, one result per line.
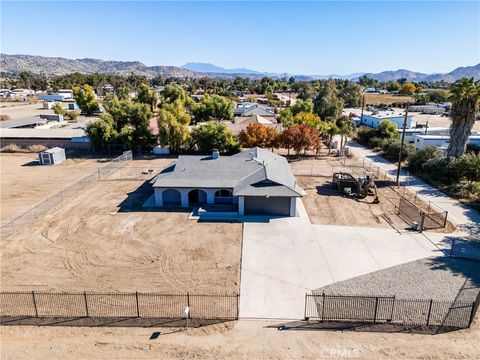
left=1, top=1, right=479, bottom=75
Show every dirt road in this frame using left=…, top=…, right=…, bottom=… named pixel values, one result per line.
left=1, top=318, right=479, bottom=359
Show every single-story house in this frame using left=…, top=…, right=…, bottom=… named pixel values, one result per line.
left=233, top=102, right=276, bottom=117
left=361, top=110, right=414, bottom=129
left=151, top=147, right=304, bottom=217
left=225, top=115, right=282, bottom=135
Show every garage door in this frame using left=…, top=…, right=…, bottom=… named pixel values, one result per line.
left=244, top=196, right=291, bottom=216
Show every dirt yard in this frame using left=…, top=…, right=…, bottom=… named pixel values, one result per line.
left=0, top=153, right=112, bottom=221
left=293, top=155, right=413, bottom=230
left=0, top=168, right=242, bottom=294
left=1, top=317, right=479, bottom=360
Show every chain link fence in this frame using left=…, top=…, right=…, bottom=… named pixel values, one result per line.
left=0, top=151, right=132, bottom=240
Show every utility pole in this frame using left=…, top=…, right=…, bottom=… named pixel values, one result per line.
left=360, top=95, right=365, bottom=124
left=396, top=103, right=409, bottom=186
left=424, top=120, right=429, bottom=135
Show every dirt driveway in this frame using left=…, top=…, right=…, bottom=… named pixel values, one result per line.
left=0, top=177, right=242, bottom=294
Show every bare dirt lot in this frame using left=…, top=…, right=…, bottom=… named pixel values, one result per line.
left=364, top=93, right=414, bottom=105
left=292, top=155, right=406, bottom=229
left=0, top=162, right=242, bottom=294
left=1, top=317, right=479, bottom=360
left=0, top=153, right=111, bottom=221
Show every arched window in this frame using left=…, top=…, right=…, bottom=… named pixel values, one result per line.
left=215, top=189, right=232, bottom=198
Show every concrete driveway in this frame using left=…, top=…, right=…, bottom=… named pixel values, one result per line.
left=239, top=213, right=440, bottom=319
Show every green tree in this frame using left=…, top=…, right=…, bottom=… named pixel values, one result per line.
left=116, top=86, right=130, bottom=100
left=73, top=85, right=99, bottom=115
left=278, top=108, right=294, bottom=127
left=326, top=123, right=339, bottom=154
left=52, top=103, right=65, bottom=116
left=447, top=78, right=480, bottom=157
left=136, top=83, right=158, bottom=111
left=339, top=83, right=362, bottom=107
left=160, top=84, right=188, bottom=104
left=86, top=114, right=117, bottom=150
left=377, top=120, right=398, bottom=139
left=314, top=80, right=344, bottom=120
left=193, top=94, right=234, bottom=122
left=290, top=99, right=314, bottom=116
left=157, top=100, right=191, bottom=152
left=190, top=121, right=240, bottom=154
left=386, top=81, right=401, bottom=92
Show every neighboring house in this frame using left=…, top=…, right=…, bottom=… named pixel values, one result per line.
left=0, top=128, right=90, bottom=149
left=37, top=92, right=72, bottom=102
left=233, top=102, right=276, bottom=117
left=409, top=105, right=446, bottom=114
left=414, top=135, right=480, bottom=150
left=361, top=110, right=414, bottom=129
left=151, top=147, right=304, bottom=217
left=225, top=115, right=282, bottom=135
left=0, top=118, right=48, bottom=129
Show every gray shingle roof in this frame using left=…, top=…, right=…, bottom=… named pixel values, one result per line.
left=152, top=147, right=304, bottom=197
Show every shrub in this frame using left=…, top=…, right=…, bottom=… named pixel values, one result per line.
left=382, top=140, right=415, bottom=161
left=449, top=153, right=480, bottom=182
left=466, top=143, right=480, bottom=155
left=368, top=137, right=388, bottom=150
left=356, top=126, right=377, bottom=145
left=408, top=146, right=444, bottom=173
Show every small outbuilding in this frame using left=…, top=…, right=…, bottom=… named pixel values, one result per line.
left=38, top=147, right=66, bottom=165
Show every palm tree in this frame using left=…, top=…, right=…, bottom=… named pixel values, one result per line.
left=336, top=115, right=354, bottom=150
left=447, top=78, right=480, bottom=158
left=326, top=123, right=339, bottom=154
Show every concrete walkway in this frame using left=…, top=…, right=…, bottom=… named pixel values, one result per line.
left=347, top=140, right=480, bottom=231
left=239, top=212, right=439, bottom=319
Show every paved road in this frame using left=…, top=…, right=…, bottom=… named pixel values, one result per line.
left=239, top=209, right=439, bottom=319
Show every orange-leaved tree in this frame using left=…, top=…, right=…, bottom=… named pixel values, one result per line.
left=238, top=123, right=280, bottom=150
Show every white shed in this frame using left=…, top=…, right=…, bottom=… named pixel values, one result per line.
left=38, top=147, right=66, bottom=165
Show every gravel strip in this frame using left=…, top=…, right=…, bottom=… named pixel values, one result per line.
left=314, top=256, right=480, bottom=302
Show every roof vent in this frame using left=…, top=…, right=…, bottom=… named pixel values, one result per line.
left=212, top=149, right=220, bottom=160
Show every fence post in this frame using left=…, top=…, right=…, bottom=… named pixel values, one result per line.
left=426, top=299, right=433, bottom=325
left=389, top=295, right=395, bottom=322
left=443, top=211, right=449, bottom=228
left=373, top=297, right=379, bottom=323
left=321, top=293, right=326, bottom=322
left=420, top=212, right=425, bottom=233
left=236, top=294, right=240, bottom=320
left=450, top=238, right=456, bottom=257
left=187, top=292, right=190, bottom=307
left=135, top=291, right=140, bottom=317
left=31, top=291, right=38, bottom=317
left=304, top=294, right=308, bottom=320
left=469, top=301, right=477, bottom=327
left=83, top=291, right=89, bottom=317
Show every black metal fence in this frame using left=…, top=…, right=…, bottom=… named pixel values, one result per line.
left=398, top=197, right=448, bottom=231
left=0, top=291, right=239, bottom=320
left=305, top=293, right=478, bottom=329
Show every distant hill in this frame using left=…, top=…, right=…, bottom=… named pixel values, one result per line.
left=1, top=54, right=478, bottom=83
left=352, top=64, right=480, bottom=82
left=0, top=54, right=199, bottom=78
left=182, top=62, right=262, bottom=75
